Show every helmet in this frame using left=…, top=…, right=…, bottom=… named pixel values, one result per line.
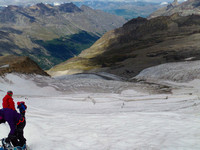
left=7, top=90, right=13, bottom=94
left=7, top=91, right=13, bottom=96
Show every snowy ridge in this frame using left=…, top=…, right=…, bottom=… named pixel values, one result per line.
left=0, top=72, right=200, bottom=149
left=0, top=74, right=60, bottom=96
left=135, top=60, right=200, bottom=82
left=0, top=73, right=146, bottom=96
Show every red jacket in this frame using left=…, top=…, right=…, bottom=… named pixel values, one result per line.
left=2, top=94, right=16, bottom=110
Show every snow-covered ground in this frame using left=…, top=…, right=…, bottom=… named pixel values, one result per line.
left=0, top=73, right=200, bottom=150
left=134, top=60, right=200, bottom=82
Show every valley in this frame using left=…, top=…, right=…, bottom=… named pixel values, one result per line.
left=0, top=2, right=125, bottom=70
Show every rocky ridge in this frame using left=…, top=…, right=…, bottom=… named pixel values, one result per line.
left=149, top=0, right=200, bottom=19
left=0, top=55, right=49, bottom=76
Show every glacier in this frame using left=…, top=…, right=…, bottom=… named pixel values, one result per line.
left=0, top=70, right=200, bottom=150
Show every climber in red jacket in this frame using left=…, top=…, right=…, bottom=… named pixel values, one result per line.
left=2, top=91, right=16, bottom=111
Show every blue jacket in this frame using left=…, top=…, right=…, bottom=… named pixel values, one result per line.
left=0, top=108, right=21, bottom=135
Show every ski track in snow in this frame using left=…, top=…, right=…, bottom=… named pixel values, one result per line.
left=0, top=74, right=200, bottom=149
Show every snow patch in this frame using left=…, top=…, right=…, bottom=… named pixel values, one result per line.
left=160, top=2, right=168, bottom=5
left=53, top=2, right=60, bottom=6
left=0, top=74, right=60, bottom=96
left=0, top=64, right=9, bottom=68
left=184, top=57, right=195, bottom=61
left=120, top=89, right=145, bottom=96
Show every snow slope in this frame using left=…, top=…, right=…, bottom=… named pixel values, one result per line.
left=135, top=60, right=200, bottom=82
left=0, top=73, right=200, bottom=150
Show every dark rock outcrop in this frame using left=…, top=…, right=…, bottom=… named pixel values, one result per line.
left=0, top=55, right=49, bottom=76
left=59, top=3, right=82, bottom=13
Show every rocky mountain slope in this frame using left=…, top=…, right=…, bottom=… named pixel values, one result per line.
left=149, top=0, right=200, bottom=19
left=0, top=55, right=49, bottom=76
left=48, top=14, right=200, bottom=78
left=0, top=3, right=125, bottom=69
left=0, top=3, right=125, bottom=37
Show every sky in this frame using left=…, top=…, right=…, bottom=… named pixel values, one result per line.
left=0, top=0, right=187, bottom=6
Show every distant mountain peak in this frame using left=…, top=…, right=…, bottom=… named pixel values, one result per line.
left=166, top=0, right=179, bottom=10
left=58, top=3, right=82, bottom=13
left=27, top=3, right=56, bottom=16
left=172, top=0, right=178, bottom=6
left=80, top=5, right=93, bottom=11
left=35, top=3, right=53, bottom=11
left=5, top=5, right=20, bottom=11
left=123, top=17, right=147, bottom=27
left=149, top=0, right=200, bottom=19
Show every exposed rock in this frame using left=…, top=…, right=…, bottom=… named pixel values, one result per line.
left=0, top=55, right=49, bottom=76
left=59, top=3, right=82, bottom=13
left=166, top=0, right=178, bottom=10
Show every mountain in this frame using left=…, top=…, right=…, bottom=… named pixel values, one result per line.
left=0, top=3, right=125, bottom=70
left=149, top=0, right=200, bottom=19
left=0, top=3, right=125, bottom=36
left=48, top=14, right=200, bottom=78
left=74, top=1, right=164, bottom=20
left=0, top=55, right=49, bottom=76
